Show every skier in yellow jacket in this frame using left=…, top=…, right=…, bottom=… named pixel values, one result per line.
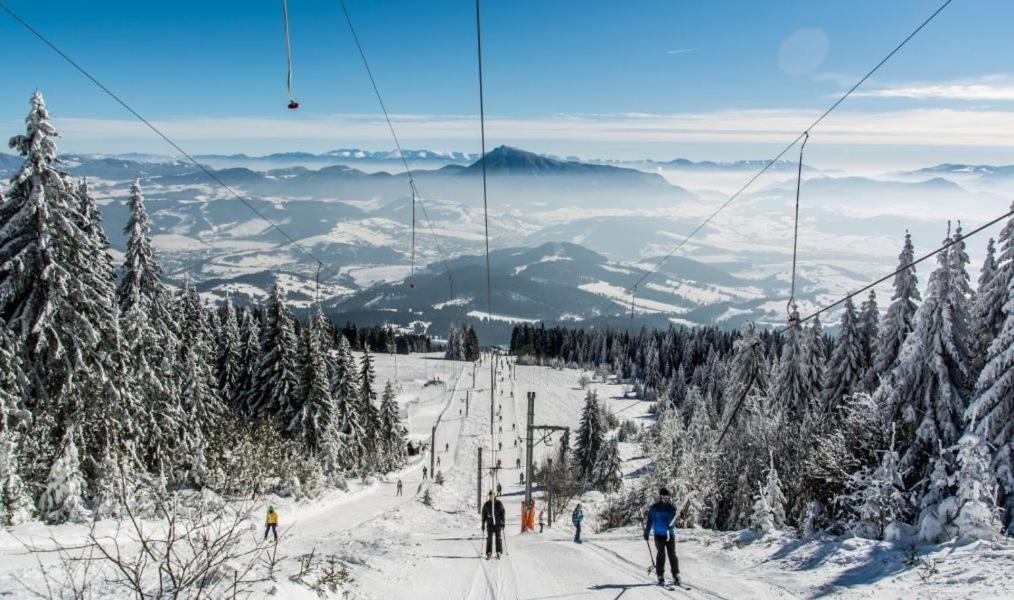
left=265, top=505, right=279, bottom=542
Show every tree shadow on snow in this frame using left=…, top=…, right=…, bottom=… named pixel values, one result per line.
left=809, top=544, right=909, bottom=598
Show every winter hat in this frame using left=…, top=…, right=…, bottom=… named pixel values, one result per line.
left=659, top=487, right=671, bottom=497
left=488, top=490, right=494, bottom=497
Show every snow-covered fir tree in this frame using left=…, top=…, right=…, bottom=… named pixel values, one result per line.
left=858, top=291, right=880, bottom=389
left=750, top=456, right=786, bottom=533
left=773, top=304, right=808, bottom=416
left=290, top=305, right=339, bottom=464
left=252, top=282, right=300, bottom=420
left=236, top=308, right=262, bottom=416
left=573, top=389, right=605, bottom=482
left=728, top=322, right=767, bottom=404
left=378, top=380, right=407, bottom=473
left=358, top=345, right=382, bottom=471
left=820, top=296, right=864, bottom=414
left=943, top=433, right=1002, bottom=542
left=332, top=334, right=366, bottom=470
left=0, top=91, right=133, bottom=491
left=843, top=429, right=907, bottom=540
left=967, top=257, right=1014, bottom=531
left=874, top=232, right=921, bottom=377
left=802, top=315, right=826, bottom=412
left=216, top=296, right=243, bottom=407
left=38, top=429, right=88, bottom=525
left=887, top=228, right=973, bottom=537
left=970, top=238, right=999, bottom=375
left=590, top=436, right=622, bottom=492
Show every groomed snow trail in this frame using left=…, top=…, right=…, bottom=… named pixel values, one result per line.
left=342, top=354, right=799, bottom=600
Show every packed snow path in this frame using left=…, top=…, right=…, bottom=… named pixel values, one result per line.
left=333, top=354, right=798, bottom=599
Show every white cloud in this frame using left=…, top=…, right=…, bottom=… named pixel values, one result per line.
left=853, top=75, right=1014, bottom=101
left=51, top=107, right=1014, bottom=148
left=666, top=48, right=699, bottom=55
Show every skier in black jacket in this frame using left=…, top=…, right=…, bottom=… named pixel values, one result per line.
left=481, top=490, right=506, bottom=559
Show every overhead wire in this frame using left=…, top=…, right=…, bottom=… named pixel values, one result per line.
left=337, top=0, right=456, bottom=298
left=474, top=0, right=500, bottom=496
left=787, top=205, right=1014, bottom=332
left=0, top=1, right=341, bottom=281
left=624, top=0, right=954, bottom=301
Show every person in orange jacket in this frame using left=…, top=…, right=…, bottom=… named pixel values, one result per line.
left=264, top=505, right=279, bottom=542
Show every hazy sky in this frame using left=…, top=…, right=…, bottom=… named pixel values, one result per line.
left=1, top=0, right=1012, bottom=167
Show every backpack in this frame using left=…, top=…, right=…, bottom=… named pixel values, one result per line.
left=572, top=509, right=583, bottom=525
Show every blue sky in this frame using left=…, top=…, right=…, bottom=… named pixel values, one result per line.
left=1, top=0, right=1013, bottom=166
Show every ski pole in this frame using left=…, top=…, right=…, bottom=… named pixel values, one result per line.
left=645, top=537, right=656, bottom=575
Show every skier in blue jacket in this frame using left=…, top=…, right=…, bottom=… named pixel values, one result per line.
left=643, top=487, right=681, bottom=587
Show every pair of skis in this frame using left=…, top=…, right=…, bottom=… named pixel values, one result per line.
left=646, top=539, right=690, bottom=591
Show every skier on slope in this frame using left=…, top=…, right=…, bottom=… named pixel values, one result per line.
left=264, top=505, right=279, bottom=542
left=572, top=504, right=584, bottom=543
left=643, top=487, right=681, bottom=587
left=423, top=465, right=428, bottom=479
left=396, top=479, right=403, bottom=496
left=538, top=509, right=545, bottom=533
left=481, top=490, right=506, bottom=559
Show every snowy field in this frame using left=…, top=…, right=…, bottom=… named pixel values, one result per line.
left=0, top=353, right=1009, bottom=599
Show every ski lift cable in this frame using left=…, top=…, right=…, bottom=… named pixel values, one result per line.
left=338, top=0, right=455, bottom=295
left=786, top=131, right=809, bottom=320
left=785, top=205, right=1014, bottom=334
left=625, top=0, right=954, bottom=299
left=474, top=0, right=499, bottom=493
left=0, top=2, right=342, bottom=279
left=281, top=0, right=299, bottom=109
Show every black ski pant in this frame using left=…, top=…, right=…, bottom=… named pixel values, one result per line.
left=653, top=535, right=679, bottom=580
left=574, top=523, right=581, bottom=542
left=264, top=524, right=278, bottom=541
left=485, top=526, right=503, bottom=555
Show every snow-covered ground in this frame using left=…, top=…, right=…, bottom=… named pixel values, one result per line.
left=0, top=354, right=1009, bottom=599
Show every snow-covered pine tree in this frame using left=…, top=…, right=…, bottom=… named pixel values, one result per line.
left=874, top=232, right=921, bottom=376
left=573, top=389, right=605, bottom=482
left=590, top=436, right=622, bottom=492
left=978, top=207, right=1014, bottom=351
left=802, top=315, right=826, bottom=413
left=445, top=325, right=460, bottom=360
left=76, top=177, right=114, bottom=278
left=466, top=326, right=480, bottom=361
left=1, top=92, right=131, bottom=483
left=0, top=326, right=30, bottom=525
left=358, top=344, right=382, bottom=471
left=967, top=256, right=1014, bottom=532
left=858, top=290, right=880, bottom=389
left=844, top=429, right=907, bottom=540
left=889, top=227, right=973, bottom=533
left=970, top=238, right=999, bottom=376
left=290, top=305, right=339, bottom=460
left=236, top=308, right=262, bottom=416
left=952, top=222, right=974, bottom=300
left=378, top=380, right=407, bottom=473
left=763, top=454, right=787, bottom=529
left=773, top=304, right=808, bottom=416
left=942, top=432, right=1002, bottom=541
left=252, top=282, right=300, bottom=421
left=38, top=428, right=88, bottom=524
left=749, top=482, right=775, bottom=533
left=216, top=296, right=243, bottom=407
left=820, top=296, right=865, bottom=414
left=331, top=334, right=365, bottom=470
left=728, top=322, right=767, bottom=404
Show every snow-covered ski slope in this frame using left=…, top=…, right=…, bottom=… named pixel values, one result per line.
left=0, top=353, right=1010, bottom=599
